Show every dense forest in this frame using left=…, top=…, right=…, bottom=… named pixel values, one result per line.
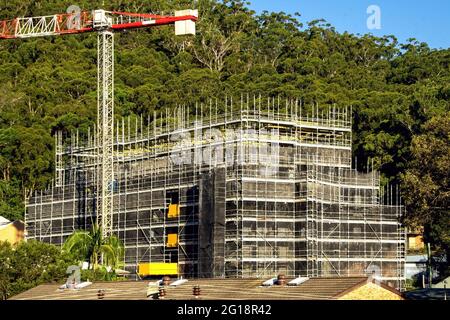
left=0, top=1, right=448, bottom=268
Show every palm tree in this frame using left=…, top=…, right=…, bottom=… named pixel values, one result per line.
left=63, top=224, right=124, bottom=273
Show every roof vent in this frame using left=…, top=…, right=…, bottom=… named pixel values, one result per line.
left=262, top=277, right=277, bottom=286
left=288, top=277, right=310, bottom=286
left=149, top=279, right=163, bottom=286
left=170, top=278, right=188, bottom=286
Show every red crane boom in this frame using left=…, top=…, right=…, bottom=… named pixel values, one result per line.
left=0, top=10, right=197, bottom=39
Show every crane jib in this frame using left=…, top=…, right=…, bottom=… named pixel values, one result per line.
left=111, top=15, right=197, bottom=31
left=0, top=11, right=198, bottom=39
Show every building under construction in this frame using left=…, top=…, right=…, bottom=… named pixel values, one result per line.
left=24, top=98, right=406, bottom=290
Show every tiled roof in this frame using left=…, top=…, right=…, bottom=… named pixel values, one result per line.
left=9, top=277, right=384, bottom=300
left=10, top=281, right=149, bottom=300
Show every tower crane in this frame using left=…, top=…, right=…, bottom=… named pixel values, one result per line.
left=0, top=9, right=198, bottom=238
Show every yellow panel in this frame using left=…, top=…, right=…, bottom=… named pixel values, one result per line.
left=168, top=204, right=180, bottom=218
left=408, top=237, right=416, bottom=248
left=138, top=263, right=150, bottom=276
left=138, top=263, right=178, bottom=276
left=415, top=236, right=424, bottom=249
left=167, top=233, right=178, bottom=247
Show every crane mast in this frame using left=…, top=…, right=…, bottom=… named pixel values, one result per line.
left=93, top=10, right=115, bottom=238
left=97, top=29, right=114, bottom=237
left=0, top=8, right=198, bottom=238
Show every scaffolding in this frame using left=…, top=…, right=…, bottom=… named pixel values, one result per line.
left=25, top=97, right=405, bottom=290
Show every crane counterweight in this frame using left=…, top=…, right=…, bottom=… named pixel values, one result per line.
left=93, top=10, right=112, bottom=29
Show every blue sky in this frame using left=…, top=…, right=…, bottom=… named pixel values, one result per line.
left=247, top=0, right=449, bottom=49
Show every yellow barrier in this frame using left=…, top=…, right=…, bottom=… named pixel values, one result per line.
left=167, top=233, right=178, bottom=247
left=167, top=204, right=180, bottom=218
left=138, top=263, right=178, bottom=276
